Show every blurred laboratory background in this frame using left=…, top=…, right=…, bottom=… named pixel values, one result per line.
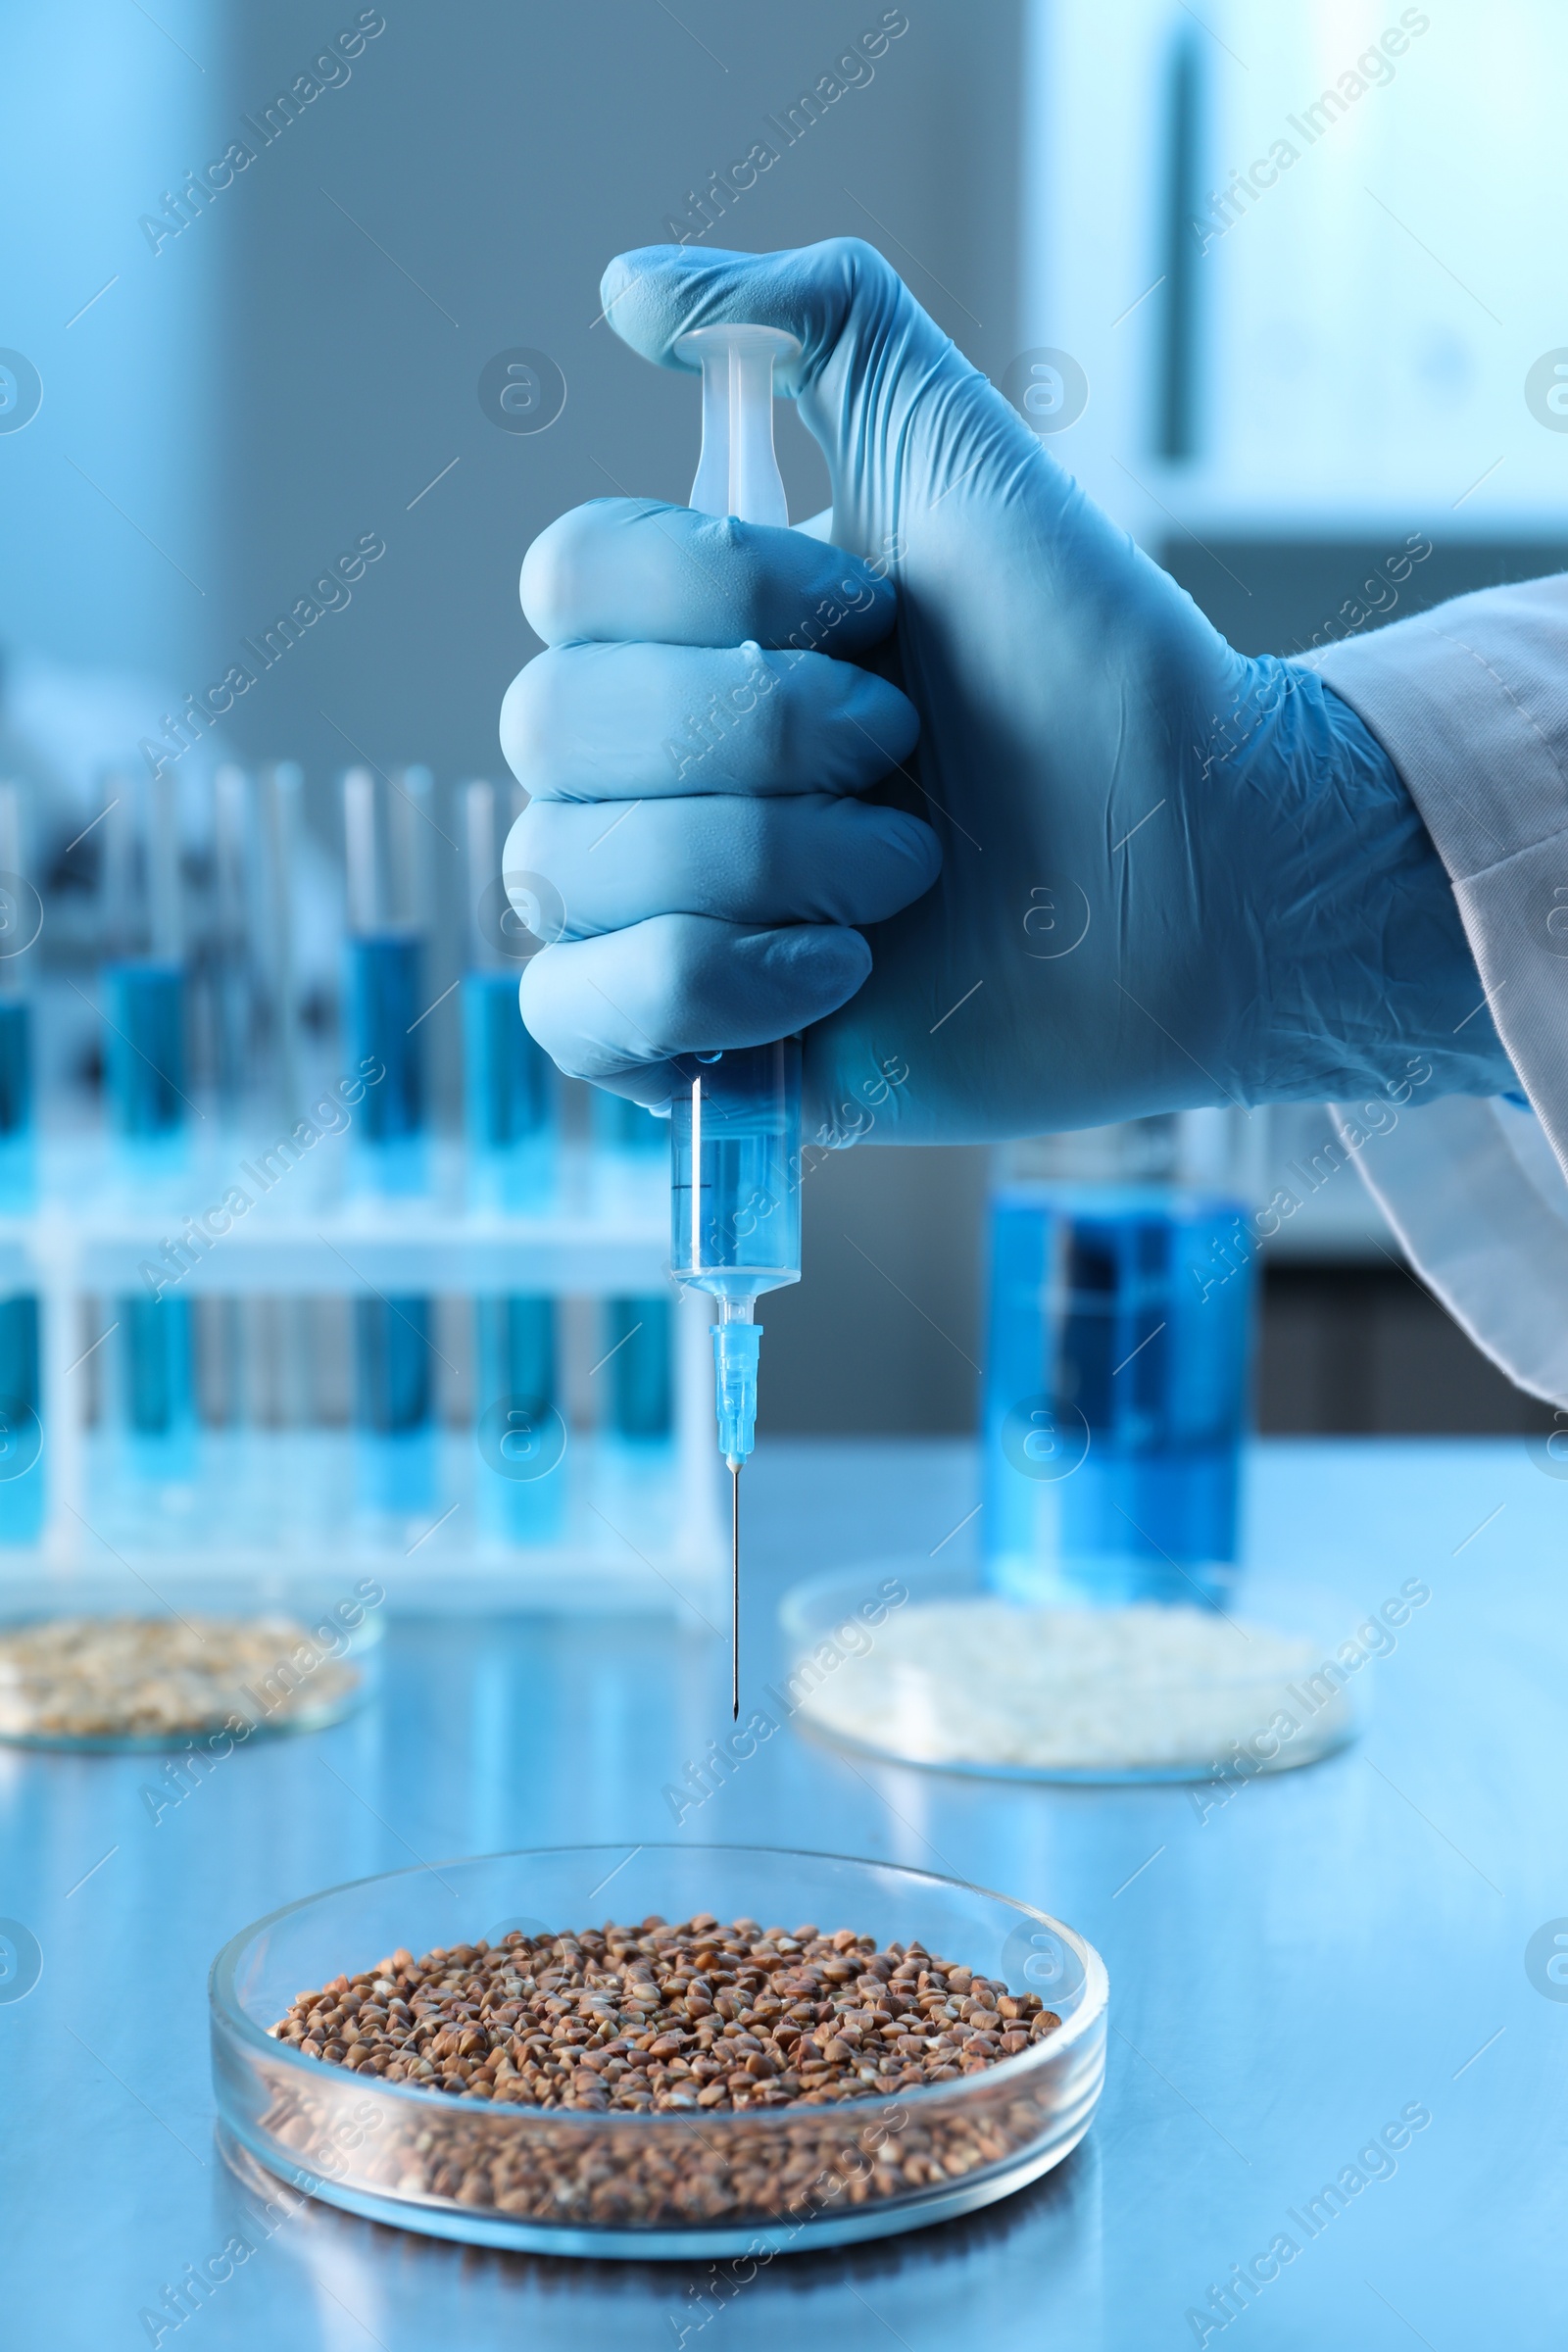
left=0, top=0, right=1557, bottom=1515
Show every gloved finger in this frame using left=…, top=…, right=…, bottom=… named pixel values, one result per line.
left=519, top=914, right=871, bottom=1091
left=501, top=640, right=918, bottom=803
left=520, top=496, right=897, bottom=655
left=513, top=792, right=940, bottom=937
left=601, top=235, right=925, bottom=395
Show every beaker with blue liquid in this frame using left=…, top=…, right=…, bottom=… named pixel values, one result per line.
left=983, top=1115, right=1255, bottom=1605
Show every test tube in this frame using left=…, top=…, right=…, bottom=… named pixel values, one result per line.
left=102, top=766, right=188, bottom=1154
left=463, top=780, right=565, bottom=1541
left=666, top=323, right=806, bottom=1711
left=342, top=764, right=434, bottom=1513
left=0, top=783, right=36, bottom=1200
left=209, top=764, right=254, bottom=1124
left=592, top=1088, right=664, bottom=1200
left=206, top=765, right=296, bottom=1530
left=257, top=761, right=304, bottom=1123
left=253, top=764, right=313, bottom=1487
left=102, top=769, right=196, bottom=1480
left=601, top=1295, right=672, bottom=1440
left=355, top=1296, right=431, bottom=1442
left=462, top=780, right=557, bottom=1206
left=343, top=764, right=429, bottom=1179
left=593, top=1092, right=673, bottom=1456
left=474, top=1295, right=563, bottom=1544
left=0, top=1293, right=41, bottom=1544
left=0, top=785, right=41, bottom=1542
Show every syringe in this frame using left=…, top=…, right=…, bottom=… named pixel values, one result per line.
left=668, top=324, right=805, bottom=1717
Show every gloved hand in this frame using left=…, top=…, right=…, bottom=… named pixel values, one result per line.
left=502, top=237, right=1511, bottom=1141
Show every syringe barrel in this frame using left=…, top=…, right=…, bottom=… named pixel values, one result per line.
left=670, top=1038, right=802, bottom=1299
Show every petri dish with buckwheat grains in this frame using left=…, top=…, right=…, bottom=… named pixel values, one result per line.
left=210, top=1843, right=1107, bottom=2258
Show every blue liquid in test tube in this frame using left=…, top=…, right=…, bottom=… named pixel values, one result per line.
left=465, top=779, right=556, bottom=1206
left=605, top=1294, right=671, bottom=1441
left=590, top=1098, right=672, bottom=1507
left=0, top=994, right=31, bottom=1274
left=105, top=962, right=186, bottom=1148
left=345, top=937, right=424, bottom=1163
left=103, top=766, right=188, bottom=1157
left=0, top=999, right=29, bottom=1165
left=474, top=1294, right=563, bottom=1542
left=0, top=1294, right=41, bottom=1543
left=122, top=1292, right=196, bottom=1434
left=593, top=1100, right=672, bottom=1419
left=343, top=765, right=435, bottom=1514
left=355, top=1296, right=430, bottom=1436
left=344, top=760, right=435, bottom=1180
left=587, top=1091, right=667, bottom=1439
left=463, top=969, right=554, bottom=1187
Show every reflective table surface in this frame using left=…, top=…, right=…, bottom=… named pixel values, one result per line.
left=3, top=1437, right=1565, bottom=2349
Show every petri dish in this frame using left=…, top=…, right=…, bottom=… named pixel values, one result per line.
left=0, top=1571, right=384, bottom=1750
left=209, top=1842, right=1107, bottom=2258
left=779, top=1560, right=1366, bottom=1786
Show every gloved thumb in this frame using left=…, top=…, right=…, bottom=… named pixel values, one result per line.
left=599, top=238, right=1037, bottom=557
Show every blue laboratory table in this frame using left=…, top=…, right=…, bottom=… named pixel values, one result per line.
left=3, top=1438, right=1566, bottom=2350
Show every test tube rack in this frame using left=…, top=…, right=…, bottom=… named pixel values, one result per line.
left=0, top=1131, right=727, bottom=1618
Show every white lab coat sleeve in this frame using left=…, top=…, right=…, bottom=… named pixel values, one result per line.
left=1299, top=575, right=1568, bottom=1406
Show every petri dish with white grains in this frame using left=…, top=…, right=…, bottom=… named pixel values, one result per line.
left=778, top=1560, right=1367, bottom=1785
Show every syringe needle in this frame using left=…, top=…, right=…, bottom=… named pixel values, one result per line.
left=730, top=1459, right=740, bottom=1721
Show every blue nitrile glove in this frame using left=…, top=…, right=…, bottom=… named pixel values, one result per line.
left=502, top=238, right=1512, bottom=1141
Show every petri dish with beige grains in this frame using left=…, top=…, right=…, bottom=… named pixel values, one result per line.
left=0, top=1577, right=383, bottom=1749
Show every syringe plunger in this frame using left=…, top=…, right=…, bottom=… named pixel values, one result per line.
left=676, top=324, right=799, bottom=529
